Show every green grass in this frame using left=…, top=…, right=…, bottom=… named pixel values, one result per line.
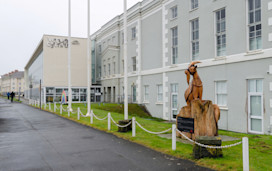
left=31, top=103, right=271, bottom=171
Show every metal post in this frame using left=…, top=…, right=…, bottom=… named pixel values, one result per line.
left=172, top=124, right=176, bottom=151
left=54, top=102, right=56, bottom=112
left=132, top=117, right=136, bottom=137
left=123, top=0, right=128, bottom=120
left=77, top=107, right=80, bottom=120
left=108, top=113, right=111, bottom=131
left=68, top=0, right=72, bottom=112
left=90, top=110, right=93, bottom=124
left=243, top=137, right=249, bottom=171
left=87, top=0, right=91, bottom=116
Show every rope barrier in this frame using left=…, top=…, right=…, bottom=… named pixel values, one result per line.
left=79, top=109, right=90, bottom=118
left=176, top=129, right=242, bottom=149
left=110, top=116, right=132, bottom=128
left=135, top=121, right=171, bottom=134
left=92, top=112, right=108, bottom=121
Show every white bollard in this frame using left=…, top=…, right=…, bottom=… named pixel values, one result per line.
left=243, top=137, right=249, bottom=171
left=172, top=124, right=176, bottom=151
left=60, top=105, right=63, bottom=114
left=77, top=107, right=80, bottom=120
left=108, top=113, right=111, bottom=131
left=90, top=110, right=93, bottom=124
left=54, top=103, right=56, bottom=112
left=44, top=103, right=47, bottom=110
left=132, top=117, right=136, bottom=137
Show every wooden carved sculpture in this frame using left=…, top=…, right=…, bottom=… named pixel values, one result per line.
left=184, top=61, right=203, bottom=106
left=177, top=61, right=221, bottom=139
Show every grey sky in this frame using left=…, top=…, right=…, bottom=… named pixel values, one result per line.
left=0, top=0, right=141, bottom=76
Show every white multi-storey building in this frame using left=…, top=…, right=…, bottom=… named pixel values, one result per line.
left=91, top=0, right=272, bottom=134
left=0, top=70, right=24, bottom=96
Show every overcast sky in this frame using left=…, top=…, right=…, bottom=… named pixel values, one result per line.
left=0, top=0, right=141, bottom=76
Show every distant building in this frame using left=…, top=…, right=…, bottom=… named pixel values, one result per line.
left=0, top=70, right=24, bottom=96
left=91, top=0, right=272, bottom=135
left=24, top=35, right=101, bottom=103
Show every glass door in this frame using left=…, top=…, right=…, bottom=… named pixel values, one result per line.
left=248, top=79, right=263, bottom=133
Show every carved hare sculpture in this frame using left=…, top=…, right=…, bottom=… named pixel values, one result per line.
left=184, top=61, right=203, bottom=106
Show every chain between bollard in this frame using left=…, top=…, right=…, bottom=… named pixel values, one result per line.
left=176, top=129, right=242, bottom=149
left=110, top=117, right=132, bottom=128
left=135, top=121, right=171, bottom=134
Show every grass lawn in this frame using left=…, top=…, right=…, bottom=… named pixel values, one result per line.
left=1, top=95, right=22, bottom=103
left=31, top=102, right=271, bottom=171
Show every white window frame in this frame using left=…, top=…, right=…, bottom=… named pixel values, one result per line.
left=132, top=57, right=136, bottom=71
left=215, top=8, right=226, bottom=57
left=131, top=27, right=136, bottom=40
left=247, top=0, right=262, bottom=51
left=215, top=81, right=227, bottom=107
left=170, top=83, right=178, bottom=120
left=191, top=18, right=199, bottom=61
left=103, top=65, right=106, bottom=76
left=191, top=0, right=198, bottom=10
left=157, top=84, right=163, bottom=102
left=248, top=79, right=264, bottom=134
left=171, top=26, right=178, bottom=65
left=171, top=6, right=178, bottom=19
left=108, top=63, right=111, bottom=76
left=144, top=85, right=149, bottom=102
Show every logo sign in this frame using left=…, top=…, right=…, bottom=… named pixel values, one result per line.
left=177, top=117, right=194, bottom=133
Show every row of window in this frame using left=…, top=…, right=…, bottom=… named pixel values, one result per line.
left=170, top=0, right=261, bottom=64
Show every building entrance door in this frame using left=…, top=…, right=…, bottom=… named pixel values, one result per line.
left=171, top=84, right=178, bottom=120
left=248, top=79, right=263, bottom=134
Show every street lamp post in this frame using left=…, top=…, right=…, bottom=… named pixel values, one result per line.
left=68, top=0, right=72, bottom=111
left=87, top=0, right=91, bottom=116
left=123, top=0, right=128, bottom=120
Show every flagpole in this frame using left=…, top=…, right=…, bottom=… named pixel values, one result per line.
left=123, top=0, right=128, bottom=120
left=68, top=0, right=72, bottom=111
left=87, top=0, right=91, bottom=115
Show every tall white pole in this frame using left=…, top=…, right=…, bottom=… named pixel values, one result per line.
left=87, top=0, right=91, bottom=115
left=68, top=0, right=72, bottom=111
left=123, top=0, right=128, bottom=120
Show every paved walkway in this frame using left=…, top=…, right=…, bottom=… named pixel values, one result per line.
left=0, top=98, right=212, bottom=171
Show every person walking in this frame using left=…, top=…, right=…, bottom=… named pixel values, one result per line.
left=10, top=91, right=15, bottom=103
left=7, top=92, right=10, bottom=100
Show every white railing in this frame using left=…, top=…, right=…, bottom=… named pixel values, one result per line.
left=28, top=102, right=250, bottom=171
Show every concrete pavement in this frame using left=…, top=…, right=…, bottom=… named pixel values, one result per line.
left=0, top=98, right=212, bottom=171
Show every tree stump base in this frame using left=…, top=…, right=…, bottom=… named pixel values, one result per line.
left=193, top=136, right=223, bottom=159
left=118, top=119, right=132, bottom=132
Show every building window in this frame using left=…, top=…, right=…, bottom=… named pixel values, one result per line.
left=98, top=45, right=102, bottom=53
left=122, top=32, right=124, bottom=44
left=171, top=6, right=178, bottom=19
left=98, top=66, right=101, bottom=78
left=157, top=84, right=163, bottom=102
left=248, top=0, right=262, bottom=51
left=191, top=0, right=198, bottom=10
left=103, top=65, right=106, bottom=76
left=113, top=62, right=116, bottom=74
left=131, top=27, right=136, bottom=40
left=215, top=81, right=227, bottom=106
left=191, top=19, right=199, bottom=61
left=132, top=57, right=136, bottom=71
left=171, top=84, right=178, bottom=119
left=215, top=8, right=226, bottom=57
left=248, top=79, right=263, bottom=133
left=108, top=63, right=111, bottom=76
left=144, top=85, right=149, bottom=102
left=171, top=27, right=178, bottom=64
